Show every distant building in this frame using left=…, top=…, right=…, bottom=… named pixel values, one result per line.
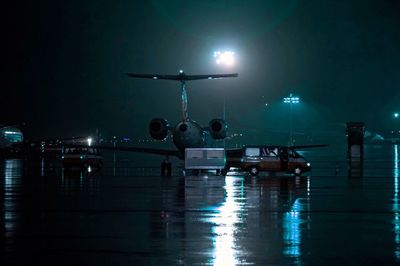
left=0, top=126, right=23, bottom=148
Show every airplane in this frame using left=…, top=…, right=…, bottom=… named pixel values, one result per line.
left=88, top=70, right=238, bottom=174
left=66, top=70, right=327, bottom=176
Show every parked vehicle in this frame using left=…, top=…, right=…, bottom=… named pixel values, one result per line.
left=225, top=145, right=311, bottom=176
left=61, top=146, right=103, bottom=169
left=185, top=148, right=225, bottom=175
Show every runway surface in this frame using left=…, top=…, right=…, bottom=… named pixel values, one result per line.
left=1, top=144, right=400, bottom=265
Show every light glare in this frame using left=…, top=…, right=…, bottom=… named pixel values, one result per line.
left=214, top=51, right=235, bottom=67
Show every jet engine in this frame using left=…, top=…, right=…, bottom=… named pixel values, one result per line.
left=149, top=118, right=170, bottom=140
left=209, top=118, right=227, bottom=139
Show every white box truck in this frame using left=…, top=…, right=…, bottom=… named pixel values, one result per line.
left=185, top=148, right=226, bottom=173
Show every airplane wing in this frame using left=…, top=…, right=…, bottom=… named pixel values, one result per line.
left=65, top=144, right=183, bottom=159
left=126, top=73, right=238, bottom=81
left=30, top=135, right=89, bottom=144
left=290, top=144, right=329, bottom=149
left=225, top=145, right=328, bottom=156
left=127, top=73, right=183, bottom=80
left=225, top=148, right=243, bottom=157
left=182, top=73, right=238, bottom=80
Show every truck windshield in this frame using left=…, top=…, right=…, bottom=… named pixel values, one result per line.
left=245, top=148, right=260, bottom=157
left=289, top=149, right=301, bottom=158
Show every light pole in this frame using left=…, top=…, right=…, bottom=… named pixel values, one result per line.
left=283, top=93, right=300, bottom=146
left=214, top=50, right=236, bottom=120
left=214, top=50, right=236, bottom=148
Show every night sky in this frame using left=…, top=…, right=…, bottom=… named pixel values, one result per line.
left=2, top=1, right=400, bottom=141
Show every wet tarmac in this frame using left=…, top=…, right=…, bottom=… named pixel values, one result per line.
left=1, top=144, right=400, bottom=265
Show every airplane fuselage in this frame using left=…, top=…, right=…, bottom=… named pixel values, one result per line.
left=128, top=70, right=235, bottom=161
left=172, top=120, right=207, bottom=152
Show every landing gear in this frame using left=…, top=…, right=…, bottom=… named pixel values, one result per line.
left=161, top=158, right=172, bottom=176
left=293, top=166, right=303, bottom=176
left=192, top=169, right=200, bottom=175
left=220, top=167, right=229, bottom=176
left=249, top=166, right=259, bottom=176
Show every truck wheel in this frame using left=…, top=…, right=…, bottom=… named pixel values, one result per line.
left=192, top=169, right=200, bottom=175
left=220, top=167, right=228, bottom=176
left=294, top=167, right=302, bottom=176
left=82, top=163, right=88, bottom=170
left=249, top=166, right=259, bottom=176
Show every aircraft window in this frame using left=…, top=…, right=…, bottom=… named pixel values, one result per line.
left=261, top=147, right=268, bottom=156
left=291, top=150, right=301, bottom=158
left=268, top=148, right=278, bottom=156
left=245, top=148, right=260, bottom=157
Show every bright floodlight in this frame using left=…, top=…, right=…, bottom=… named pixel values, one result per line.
left=283, top=93, right=300, bottom=104
left=214, top=51, right=235, bottom=67
left=395, top=113, right=399, bottom=118
left=87, top=137, right=92, bottom=146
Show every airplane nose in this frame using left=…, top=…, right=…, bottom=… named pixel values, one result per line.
left=179, top=124, right=188, bottom=132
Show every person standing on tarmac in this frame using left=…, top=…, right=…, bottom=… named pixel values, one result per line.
left=279, top=147, right=289, bottom=171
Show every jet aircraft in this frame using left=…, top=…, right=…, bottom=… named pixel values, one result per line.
left=88, top=70, right=238, bottom=174
left=72, top=70, right=326, bottom=176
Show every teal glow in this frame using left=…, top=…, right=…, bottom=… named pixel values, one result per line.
left=283, top=177, right=311, bottom=262
left=4, top=160, right=22, bottom=239
left=283, top=199, right=302, bottom=258
left=209, top=176, right=247, bottom=265
left=393, top=144, right=400, bottom=260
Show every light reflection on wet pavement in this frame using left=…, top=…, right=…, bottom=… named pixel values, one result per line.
left=1, top=144, right=400, bottom=265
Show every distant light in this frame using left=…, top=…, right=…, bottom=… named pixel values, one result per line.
left=87, top=137, right=92, bottom=146
left=179, top=69, right=184, bottom=74
left=283, top=93, right=300, bottom=104
left=265, top=103, right=269, bottom=107
left=395, top=113, right=399, bottom=118
left=214, top=51, right=235, bottom=67
left=153, top=76, right=158, bottom=80
left=4, top=131, right=20, bottom=135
